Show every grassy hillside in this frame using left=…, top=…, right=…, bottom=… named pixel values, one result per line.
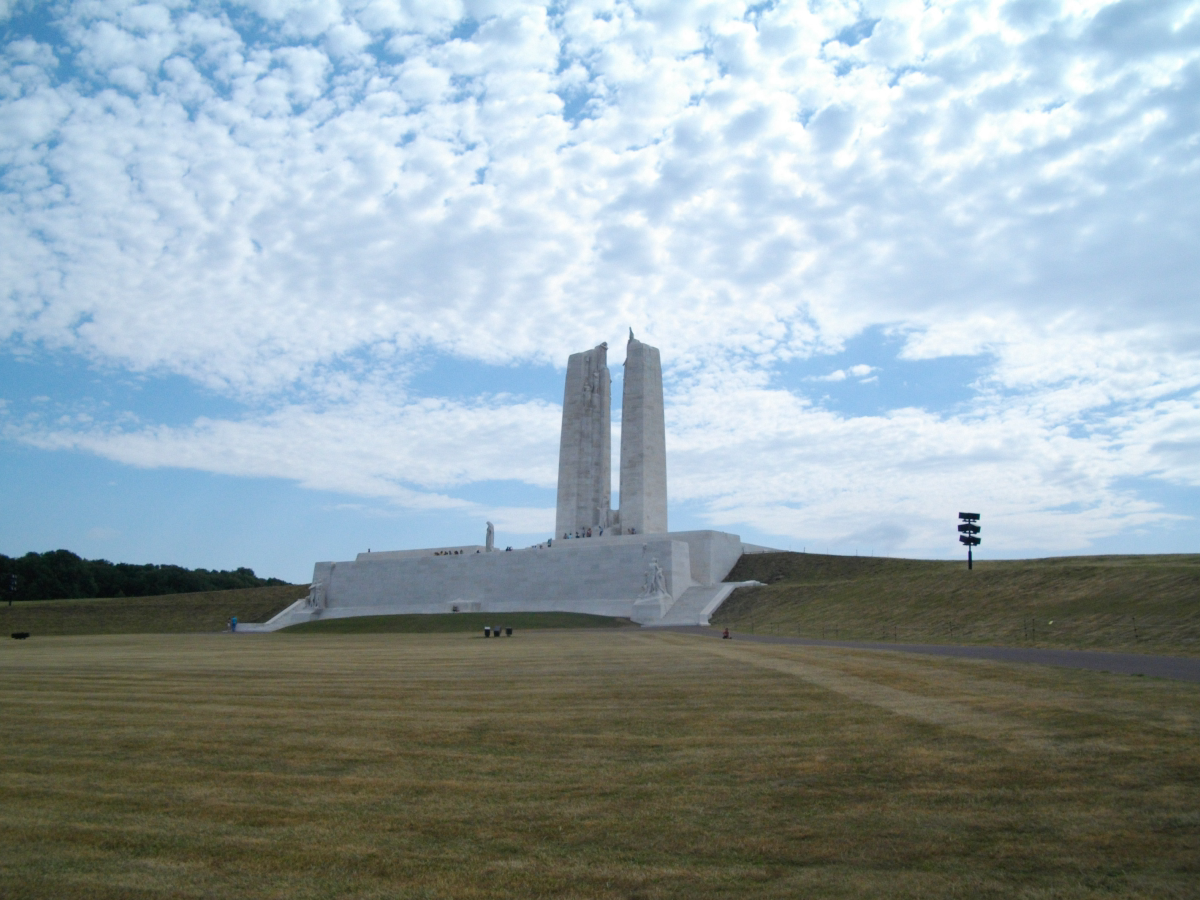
left=715, top=552, right=1200, bottom=656
left=282, top=611, right=634, bottom=634
left=0, top=585, right=306, bottom=635
left=6, top=552, right=1198, bottom=653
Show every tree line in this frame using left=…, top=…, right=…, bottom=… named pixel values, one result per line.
left=0, top=550, right=288, bottom=601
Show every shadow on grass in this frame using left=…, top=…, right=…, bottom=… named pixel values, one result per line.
left=279, top=611, right=636, bottom=634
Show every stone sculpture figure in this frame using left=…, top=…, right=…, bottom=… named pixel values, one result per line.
left=641, top=557, right=668, bottom=597
left=485, top=521, right=495, bottom=552
left=305, top=579, right=327, bottom=609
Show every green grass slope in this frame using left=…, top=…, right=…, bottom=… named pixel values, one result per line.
left=281, top=611, right=634, bottom=634
left=0, top=585, right=306, bottom=635
left=714, top=552, right=1200, bottom=656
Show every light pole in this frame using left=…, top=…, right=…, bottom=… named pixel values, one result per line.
left=958, top=513, right=981, bottom=569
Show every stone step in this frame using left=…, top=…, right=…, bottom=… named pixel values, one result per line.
left=650, top=581, right=762, bottom=627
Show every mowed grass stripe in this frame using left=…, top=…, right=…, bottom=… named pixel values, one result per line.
left=677, top=635, right=1050, bottom=748
left=758, top=643, right=1200, bottom=739
left=2, top=630, right=1199, bottom=898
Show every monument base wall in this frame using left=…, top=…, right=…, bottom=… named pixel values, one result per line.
left=241, top=530, right=747, bottom=631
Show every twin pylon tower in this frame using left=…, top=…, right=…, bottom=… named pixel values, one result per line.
left=555, top=330, right=667, bottom=539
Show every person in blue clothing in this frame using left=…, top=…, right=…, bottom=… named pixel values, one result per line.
left=230, top=616, right=237, bottom=632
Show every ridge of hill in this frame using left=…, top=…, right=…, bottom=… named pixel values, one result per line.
left=0, top=585, right=306, bottom=635
left=716, top=552, right=1200, bottom=656
left=6, top=552, right=1198, bottom=651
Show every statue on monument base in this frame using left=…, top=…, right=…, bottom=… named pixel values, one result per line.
left=641, top=557, right=669, bottom=598
left=305, top=579, right=327, bottom=609
left=631, top=557, right=672, bottom=625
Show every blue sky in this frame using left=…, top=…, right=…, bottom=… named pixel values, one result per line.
left=2, top=0, right=1199, bottom=583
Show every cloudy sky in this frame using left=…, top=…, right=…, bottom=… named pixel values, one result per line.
left=2, top=0, right=1198, bottom=582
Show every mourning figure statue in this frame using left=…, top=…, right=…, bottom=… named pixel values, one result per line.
left=641, top=558, right=668, bottom=597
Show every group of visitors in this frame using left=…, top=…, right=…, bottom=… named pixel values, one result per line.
left=561, top=525, right=638, bottom=540
left=562, top=527, right=598, bottom=539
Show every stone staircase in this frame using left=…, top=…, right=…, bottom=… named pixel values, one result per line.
left=649, top=581, right=762, bottom=627
left=234, top=599, right=318, bottom=632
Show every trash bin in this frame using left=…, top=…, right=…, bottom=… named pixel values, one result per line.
left=505, top=627, right=512, bottom=636
left=493, top=626, right=501, bottom=638
left=484, top=626, right=491, bottom=637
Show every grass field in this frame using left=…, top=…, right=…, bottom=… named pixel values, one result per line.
left=717, top=552, right=1200, bottom=656
left=2, top=629, right=1198, bottom=898
left=0, top=585, right=307, bottom=635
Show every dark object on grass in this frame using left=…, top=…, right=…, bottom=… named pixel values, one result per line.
left=506, top=627, right=512, bottom=636
left=11, top=632, right=29, bottom=639
left=484, top=626, right=491, bottom=637
left=958, top=512, right=981, bottom=569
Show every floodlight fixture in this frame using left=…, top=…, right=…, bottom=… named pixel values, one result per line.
left=958, top=512, right=981, bottom=569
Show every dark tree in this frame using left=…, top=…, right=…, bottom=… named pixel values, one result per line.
left=0, top=550, right=286, bottom=602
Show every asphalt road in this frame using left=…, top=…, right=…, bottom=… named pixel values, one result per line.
left=659, top=626, right=1200, bottom=684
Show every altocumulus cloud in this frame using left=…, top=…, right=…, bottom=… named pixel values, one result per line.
left=1, top=0, right=1199, bottom=556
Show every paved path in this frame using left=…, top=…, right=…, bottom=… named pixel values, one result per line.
left=658, top=626, right=1200, bottom=684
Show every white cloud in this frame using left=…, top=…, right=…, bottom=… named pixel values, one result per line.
left=7, top=386, right=559, bottom=492
left=809, top=363, right=876, bottom=382
left=3, top=379, right=563, bottom=530
left=1, top=0, right=1198, bottom=554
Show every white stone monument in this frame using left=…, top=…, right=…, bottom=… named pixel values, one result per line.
left=553, top=330, right=668, bottom=537
left=238, top=334, right=767, bottom=633
left=555, top=342, right=611, bottom=540
left=618, top=330, right=668, bottom=535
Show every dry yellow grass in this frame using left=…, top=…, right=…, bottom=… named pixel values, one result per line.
left=1, top=630, right=1198, bottom=898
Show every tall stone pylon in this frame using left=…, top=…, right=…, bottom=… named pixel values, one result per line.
left=618, top=330, right=668, bottom=534
left=555, top=343, right=611, bottom=539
